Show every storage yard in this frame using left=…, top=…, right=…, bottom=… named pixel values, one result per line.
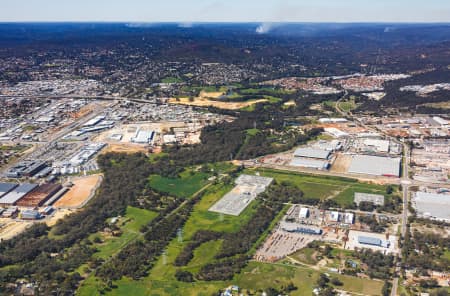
left=209, top=174, right=273, bottom=216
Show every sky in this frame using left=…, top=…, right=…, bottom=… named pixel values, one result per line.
left=0, top=0, right=449, bottom=23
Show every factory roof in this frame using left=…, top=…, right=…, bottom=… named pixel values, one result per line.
left=290, top=157, right=329, bottom=169
left=354, top=192, right=385, bottom=206
left=0, top=183, right=18, bottom=196
left=413, top=191, right=450, bottom=222
left=0, top=183, right=38, bottom=205
left=293, top=147, right=331, bottom=159
left=348, top=155, right=400, bottom=177
left=358, top=236, right=382, bottom=246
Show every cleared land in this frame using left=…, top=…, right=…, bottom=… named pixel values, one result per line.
left=149, top=169, right=210, bottom=198
left=169, top=90, right=269, bottom=110
left=54, top=174, right=102, bottom=208
left=0, top=220, right=32, bottom=241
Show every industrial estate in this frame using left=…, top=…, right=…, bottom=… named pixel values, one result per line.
left=0, top=22, right=449, bottom=296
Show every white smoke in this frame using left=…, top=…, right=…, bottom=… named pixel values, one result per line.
left=256, top=23, right=273, bottom=34
left=179, top=22, right=194, bottom=28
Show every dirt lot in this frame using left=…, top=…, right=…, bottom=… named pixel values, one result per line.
left=101, top=143, right=149, bottom=154
left=46, top=209, right=74, bottom=227
left=54, top=175, right=102, bottom=208
left=169, top=90, right=268, bottom=110
left=330, top=153, right=352, bottom=173
left=0, top=219, right=32, bottom=241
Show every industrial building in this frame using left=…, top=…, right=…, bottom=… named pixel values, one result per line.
left=131, top=129, right=155, bottom=144
left=209, top=174, right=273, bottom=216
left=6, top=161, right=47, bottom=178
left=358, top=236, right=390, bottom=248
left=281, top=222, right=322, bottom=235
left=289, top=158, right=329, bottom=170
left=0, top=183, right=38, bottom=206
left=354, top=192, right=385, bottom=206
left=412, top=191, right=450, bottom=222
left=16, top=183, right=62, bottom=207
left=362, top=139, right=390, bottom=153
left=344, top=212, right=355, bottom=224
left=69, top=143, right=106, bottom=166
left=20, top=209, right=42, bottom=220
left=299, top=207, right=309, bottom=219
left=348, top=155, right=401, bottom=177
left=319, top=118, right=348, bottom=123
left=293, top=148, right=331, bottom=159
left=0, top=183, right=18, bottom=198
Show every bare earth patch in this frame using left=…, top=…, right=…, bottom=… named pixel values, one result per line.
left=54, top=174, right=102, bottom=208
left=169, top=91, right=268, bottom=110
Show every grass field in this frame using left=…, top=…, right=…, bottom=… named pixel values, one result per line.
left=77, top=207, right=157, bottom=295
left=149, top=163, right=234, bottom=198
left=333, top=184, right=386, bottom=207
left=246, top=168, right=386, bottom=206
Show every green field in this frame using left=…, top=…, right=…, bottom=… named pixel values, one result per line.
left=246, top=168, right=386, bottom=206
left=161, top=77, right=183, bottom=83
left=333, top=184, right=386, bottom=207
left=149, top=164, right=234, bottom=198
left=77, top=207, right=157, bottom=294
left=149, top=170, right=210, bottom=198
left=77, top=169, right=387, bottom=296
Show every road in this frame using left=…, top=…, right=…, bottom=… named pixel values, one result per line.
left=335, top=91, right=412, bottom=296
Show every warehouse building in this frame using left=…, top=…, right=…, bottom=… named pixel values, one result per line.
left=16, top=183, right=63, bottom=207
left=358, top=236, right=390, bottom=248
left=412, top=191, right=450, bottom=222
left=209, top=174, right=273, bottom=216
left=132, top=129, right=155, bottom=144
left=20, top=209, right=42, bottom=220
left=6, top=161, right=47, bottom=178
left=0, top=183, right=18, bottom=198
left=348, top=155, right=400, bottom=177
left=281, top=222, right=322, bottom=235
left=293, top=148, right=331, bottom=160
left=354, top=192, right=385, bottom=206
left=299, top=207, right=309, bottom=219
left=0, top=183, right=38, bottom=206
left=289, top=157, right=330, bottom=170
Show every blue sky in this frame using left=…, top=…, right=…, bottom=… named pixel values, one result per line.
left=0, top=0, right=449, bottom=22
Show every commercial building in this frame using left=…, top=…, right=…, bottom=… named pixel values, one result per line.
left=348, top=155, right=401, bottom=177
left=16, top=183, right=62, bottom=207
left=0, top=183, right=38, bottom=206
left=413, top=191, right=450, bottom=222
left=354, top=192, right=385, bottom=206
